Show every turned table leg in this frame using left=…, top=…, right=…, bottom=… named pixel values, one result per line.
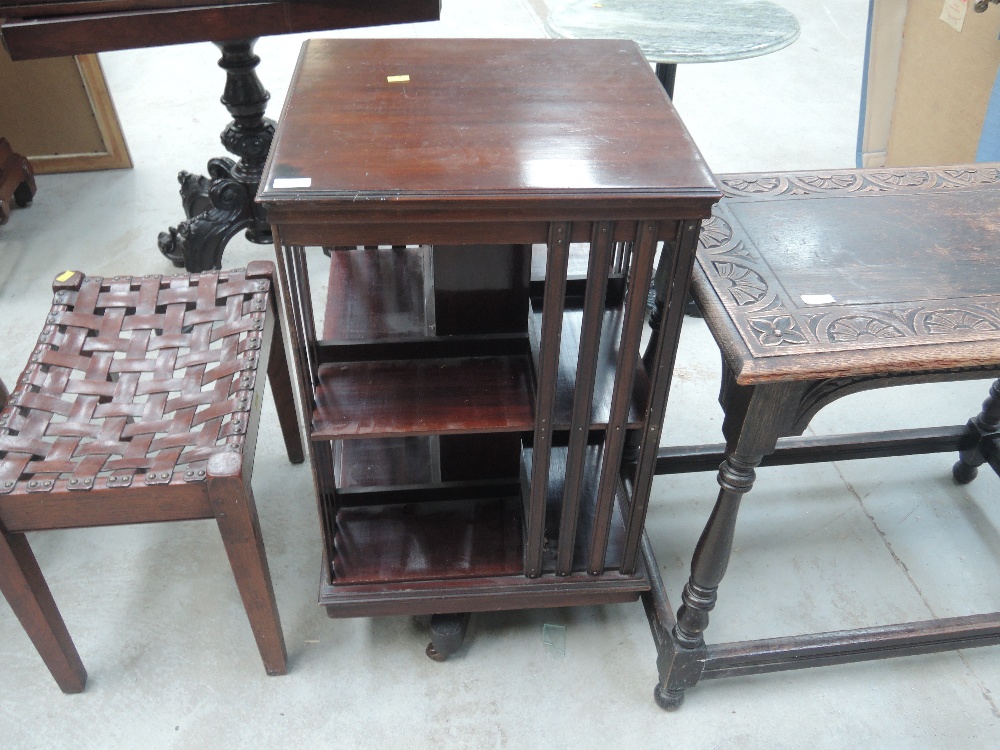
left=654, top=379, right=803, bottom=709
left=953, top=379, right=1000, bottom=484
left=655, top=451, right=761, bottom=710
left=158, top=38, right=274, bottom=272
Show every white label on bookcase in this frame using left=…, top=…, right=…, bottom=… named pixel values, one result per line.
left=273, top=177, right=312, bottom=189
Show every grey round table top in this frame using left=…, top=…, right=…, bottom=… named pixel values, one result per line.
left=546, top=0, right=800, bottom=64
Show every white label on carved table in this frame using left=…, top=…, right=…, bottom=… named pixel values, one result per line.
left=801, top=294, right=836, bottom=305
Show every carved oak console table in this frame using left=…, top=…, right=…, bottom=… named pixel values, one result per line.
left=257, top=38, right=719, bottom=658
left=0, top=0, right=440, bottom=271
left=648, top=165, right=1000, bottom=708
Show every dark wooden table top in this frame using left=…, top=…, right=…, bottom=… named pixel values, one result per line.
left=257, top=38, right=719, bottom=230
left=0, top=0, right=441, bottom=59
left=693, top=164, right=1000, bottom=384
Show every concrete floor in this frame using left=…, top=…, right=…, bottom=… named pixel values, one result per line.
left=2, top=0, right=999, bottom=746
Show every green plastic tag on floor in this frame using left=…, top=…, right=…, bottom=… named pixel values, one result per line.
left=542, top=624, right=566, bottom=659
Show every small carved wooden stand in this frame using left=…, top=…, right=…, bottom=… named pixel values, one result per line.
left=157, top=39, right=275, bottom=272
left=0, top=138, right=36, bottom=225
left=648, top=164, right=1000, bottom=709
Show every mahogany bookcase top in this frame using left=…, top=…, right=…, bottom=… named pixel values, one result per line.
left=258, top=37, right=720, bottom=230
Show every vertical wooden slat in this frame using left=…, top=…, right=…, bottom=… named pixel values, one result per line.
left=524, top=222, right=571, bottom=578
left=586, top=220, right=658, bottom=575
left=556, top=221, right=613, bottom=576
left=619, top=239, right=634, bottom=278
left=613, top=242, right=625, bottom=274
left=273, top=240, right=314, bottom=430
left=274, top=241, right=340, bottom=581
left=423, top=244, right=437, bottom=337
left=621, top=219, right=701, bottom=573
left=293, top=250, right=341, bottom=569
left=289, top=245, right=320, bottom=390
left=314, top=438, right=340, bottom=580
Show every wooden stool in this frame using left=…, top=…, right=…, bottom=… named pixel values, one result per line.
left=0, top=262, right=303, bottom=692
left=645, top=164, right=1000, bottom=709
left=0, top=138, right=36, bottom=225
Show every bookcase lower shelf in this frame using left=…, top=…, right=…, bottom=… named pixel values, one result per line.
left=320, top=564, right=647, bottom=618
left=319, top=438, right=649, bottom=618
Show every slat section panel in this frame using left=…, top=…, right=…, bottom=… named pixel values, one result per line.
left=525, top=222, right=571, bottom=578
left=587, top=220, right=657, bottom=574
left=557, top=221, right=613, bottom=575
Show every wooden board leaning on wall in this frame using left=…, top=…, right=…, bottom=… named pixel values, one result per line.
left=0, top=48, right=130, bottom=174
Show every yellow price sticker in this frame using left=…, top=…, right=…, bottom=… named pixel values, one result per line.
left=56, top=271, right=75, bottom=282
left=386, top=74, right=410, bottom=83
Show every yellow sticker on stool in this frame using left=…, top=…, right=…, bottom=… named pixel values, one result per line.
left=387, top=75, right=410, bottom=83
left=56, top=271, right=75, bottom=282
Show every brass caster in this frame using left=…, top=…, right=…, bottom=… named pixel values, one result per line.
left=426, top=643, right=448, bottom=662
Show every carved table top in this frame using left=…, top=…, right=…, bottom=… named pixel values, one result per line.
left=692, top=165, right=1000, bottom=384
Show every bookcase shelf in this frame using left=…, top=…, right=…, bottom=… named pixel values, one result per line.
left=312, top=356, right=534, bottom=439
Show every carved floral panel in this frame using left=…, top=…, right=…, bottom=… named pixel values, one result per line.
left=694, top=165, right=1000, bottom=361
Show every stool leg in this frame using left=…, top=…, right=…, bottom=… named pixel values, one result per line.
left=953, top=379, right=1000, bottom=484
left=0, top=528, right=87, bottom=693
left=267, top=313, right=304, bottom=465
left=206, top=461, right=287, bottom=675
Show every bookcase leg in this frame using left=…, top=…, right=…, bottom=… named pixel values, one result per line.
left=426, top=612, right=472, bottom=661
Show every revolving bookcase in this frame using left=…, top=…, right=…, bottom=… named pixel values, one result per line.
left=257, top=37, right=720, bottom=657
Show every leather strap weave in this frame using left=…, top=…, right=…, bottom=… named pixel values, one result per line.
left=0, top=268, right=272, bottom=494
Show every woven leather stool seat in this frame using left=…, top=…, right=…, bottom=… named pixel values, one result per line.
left=644, top=165, right=1000, bottom=709
left=0, top=261, right=303, bottom=692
